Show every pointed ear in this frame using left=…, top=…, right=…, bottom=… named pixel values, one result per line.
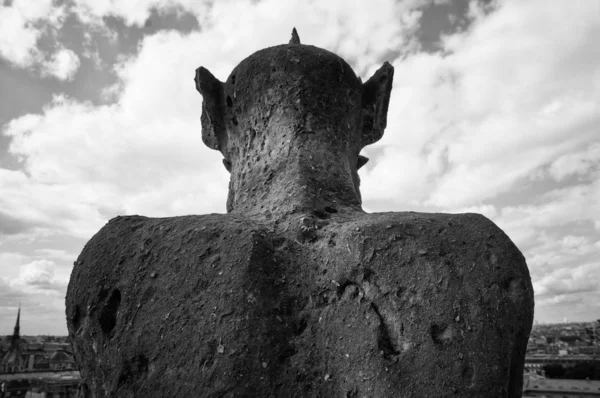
left=195, top=66, right=226, bottom=151
left=361, top=62, right=394, bottom=147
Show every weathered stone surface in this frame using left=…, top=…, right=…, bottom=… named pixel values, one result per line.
left=67, top=29, right=534, bottom=397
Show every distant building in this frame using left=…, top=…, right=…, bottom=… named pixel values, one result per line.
left=523, top=374, right=600, bottom=397
left=49, top=350, right=75, bottom=371
left=0, top=370, right=81, bottom=397
left=1, top=307, right=27, bottom=373
left=0, top=308, right=76, bottom=375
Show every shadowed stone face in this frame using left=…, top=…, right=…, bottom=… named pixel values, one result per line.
left=67, top=29, right=534, bottom=398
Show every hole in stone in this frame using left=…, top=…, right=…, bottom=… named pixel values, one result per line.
left=99, top=289, right=121, bottom=336
left=431, top=323, right=453, bottom=344
left=231, top=116, right=238, bottom=126
left=395, top=287, right=404, bottom=298
left=72, top=305, right=81, bottom=332
left=272, top=67, right=277, bottom=72
left=203, top=340, right=217, bottom=368
left=133, top=354, right=149, bottom=373
left=226, top=96, right=233, bottom=107
left=313, top=209, right=329, bottom=220
left=371, top=303, right=399, bottom=358
left=231, top=75, right=236, bottom=84
left=324, top=206, right=338, bottom=214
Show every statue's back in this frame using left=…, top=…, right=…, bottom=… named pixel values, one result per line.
left=67, top=30, right=533, bottom=397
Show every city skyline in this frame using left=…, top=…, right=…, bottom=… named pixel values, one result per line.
left=1, top=0, right=599, bottom=335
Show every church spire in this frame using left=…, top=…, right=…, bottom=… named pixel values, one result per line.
left=12, top=305, right=20, bottom=340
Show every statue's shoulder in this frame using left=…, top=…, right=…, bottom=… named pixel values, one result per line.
left=356, top=211, right=514, bottom=245
left=98, top=213, right=243, bottom=233
left=332, top=209, right=532, bottom=314
left=358, top=210, right=493, bottom=227
left=343, top=211, right=525, bottom=269
left=80, top=213, right=253, bottom=259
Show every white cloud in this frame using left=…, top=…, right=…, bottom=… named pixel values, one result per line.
left=2, top=36, right=230, bottom=238
left=0, top=250, right=76, bottom=335
left=7, top=259, right=68, bottom=305
left=0, top=6, right=41, bottom=67
left=40, top=47, right=81, bottom=81
left=534, top=261, right=600, bottom=300
left=0, top=274, right=68, bottom=335
left=10, top=0, right=56, bottom=20
left=0, top=0, right=66, bottom=68
left=548, top=143, right=600, bottom=181
left=34, top=248, right=76, bottom=263
left=0, top=252, right=30, bottom=280
left=71, top=0, right=200, bottom=27
left=72, top=0, right=424, bottom=75
left=363, top=0, right=600, bottom=210
left=490, top=174, right=600, bottom=255
left=14, top=259, right=56, bottom=286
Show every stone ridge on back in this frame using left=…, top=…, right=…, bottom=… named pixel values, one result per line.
left=66, top=29, right=534, bottom=397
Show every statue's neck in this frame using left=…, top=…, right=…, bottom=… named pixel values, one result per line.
left=226, top=130, right=363, bottom=219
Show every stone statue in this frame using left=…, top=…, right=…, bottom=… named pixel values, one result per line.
left=66, top=29, right=534, bottom=397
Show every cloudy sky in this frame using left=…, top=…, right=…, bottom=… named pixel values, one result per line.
left=0, top=0, right=598, bottom=335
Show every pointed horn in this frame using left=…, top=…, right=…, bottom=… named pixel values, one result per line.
left=289, top=27, right=301, bottom=45
left=357, top=155, right=369, bottom=170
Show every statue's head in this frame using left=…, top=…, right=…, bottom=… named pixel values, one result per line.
left=195, top=29, right=394, bottom=213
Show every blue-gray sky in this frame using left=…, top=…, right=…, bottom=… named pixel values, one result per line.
left=0, top=0, right=599, bottom=335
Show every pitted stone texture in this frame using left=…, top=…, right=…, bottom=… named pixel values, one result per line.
left=67, top=212, right=532, bottom=397
left=67, top=31, right=533, bottom=397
